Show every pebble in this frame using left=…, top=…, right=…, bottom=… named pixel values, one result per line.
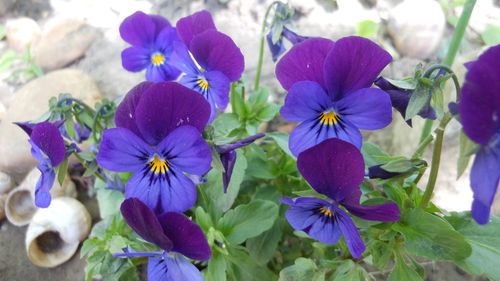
left=5, top=17, right=42, bottom=52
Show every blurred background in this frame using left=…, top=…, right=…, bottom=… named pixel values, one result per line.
left=0, top=0, right=498, bottom=280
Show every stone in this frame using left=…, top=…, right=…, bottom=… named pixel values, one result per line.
left=34, top=18, right=101, bottom=70
left=387, top=0, right=445, bottom=59
left=0, top=81, right=15, bottom=108
left=0, top=69, right=101, bottom=180
left=5, top=17, right=42, bottom=52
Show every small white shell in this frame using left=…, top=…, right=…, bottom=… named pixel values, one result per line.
left=0, top=171, right=15, bottom=194
left=0, top=193, right=8, bottom=220
left=25, top=197, right=91, bottom=268
left=5, top=168, right=76, bottom=226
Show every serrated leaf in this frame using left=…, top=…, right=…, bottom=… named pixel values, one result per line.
left=218, top=199, right=278, bottom=244
left=392, top=208, right=472, bottom=261
left=267, top=132, right=294, bottom=158
left=212, top=113, right=241, bottom=145
left=226, top=246, right=277, bottom=281
left=256, top=103, right=280, bottom=121
left=387, top=252, right=423, bottom=281
left=247, top=219, right=283, bottom=265
left=279, top=258, right=318, bottom=281
left=329, top=260, right=368, bottom=281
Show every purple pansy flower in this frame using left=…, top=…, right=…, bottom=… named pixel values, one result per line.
left=266, top=26, right=308, bottom=62
left=174, top=10, right=245, bottom=121
left=96, top=82, right=212, bottom=213
left=374, top=77, right=436, bottom=127
left=280, top=138, right=400, bottom=258
left=459, top=45, right=500, bottom=225
left=276, top=36, right=393, bottom=156
left=216, top=133, right=265, bottom=192
left=17, top=122, right=66, bottom=208
left=120, top=11, right=182, bottom=82
left=116, top=198, right=211, bottom=281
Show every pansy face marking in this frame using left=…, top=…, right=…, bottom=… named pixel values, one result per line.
left=319, top=110, right=340, bottom=125
left=197, top=77, right=209, bottom=92
left=150, top=52, right=166, bottom=66
left=148, top=155, right=169, bottom=174
left=319, top=206, right=334, bottom=217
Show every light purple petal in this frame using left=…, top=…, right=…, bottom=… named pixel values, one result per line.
left=31, top=146, right=55, bottom=208
left=276, top=38, right=334, bottom=91
left=121, top=46, right=151, bottom=72
left=30, top=122, right=66, bottom=166
left=120, top=11, right=157, bottom=47
left=324, top=36, right=392, bottom=100
left=459, top=45, right=500, bottom=146
left=115, top=81, right=154, bottom=138
left=189, top=30, right=244, bottom=82
left=154, top=27, right=180, bottom=55
left=148, top=256, right=169, bottom=281
left=156, top=126, right=211, bottom=175
left=280, top=80, right=333, bottom=122
left=134, top=82, right=210, bottom=146
left=283, top=197, right=328, bottom=230
left=307, top=208, right=343, bottom=245
left=341, top=190, right=400, bottom=222
left=176, top=10, right=216, bottom=47
left=162, top=254, right=204, bottom=281
left=470, top=146, right=500, bottom=224
left=205, top=70, right=230, bottom=112
left=96, top=128, right=152, bottom=173
left=297, top=138, right=365, bottom=202
left=120, top=198, right=173, bottom=251
left=336, top=87, right=392, bottom=130
left=145, top=63, right=182, bottom=82
left=150, top=15, right=171, bottom=36
left=336, top=207, right=366, bottom=258
left=158, top=212, right=211, bottom=261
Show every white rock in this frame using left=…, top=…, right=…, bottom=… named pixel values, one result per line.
left=0, top=69, right=101, bottom=180
left=5, top=17, right=42, bottom=52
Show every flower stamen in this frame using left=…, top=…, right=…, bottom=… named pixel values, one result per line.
left=149, top=155, right=169, bottom=174
left=319, top=206, right=334, bottom=217
left=151, top=52, right=166, bottom=66
left=319, top=110, right=339, bottom=125
left=197, top=78, right=209, bottom=91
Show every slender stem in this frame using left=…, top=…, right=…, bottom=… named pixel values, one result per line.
left=419, top=0, right=476, bottom=140
left=74, top=153, right=106, bottom=182
left=253, top=1, right=281, bottom=90
left=412, top=133, right=435, bottom=159
left=91, top=103, right=106, bottom=144
left=419, top=112, right=452, bottom=208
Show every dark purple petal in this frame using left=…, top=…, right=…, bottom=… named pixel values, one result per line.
left=134, top=82, right=210, bottom=146
left=324, top=36, right=392, bottom=100
left=158, top=212, right=211, bottom=260
left=221, top=150, right=236, bottom=193
left=280, top=80, right=333, bottom=122
left=96, top=128, right=152, bottom=173
left=120, top=198, right=173, bottom=251
left=336, top=88, right=392, bottom=130
left=281, top=197, right=329, bottom=230
left=282, top=28, right=308, bottom=45
left=121, top=46, right=151, bottom=72
left=120, top=11, right=157, bottom=47
left=155, top=126, right=211, bottom=175
left=459, top=45, right=500, bottom=146
left=14, top=121, right=37, bottom=135
left=176, top=10, right=216, bottom=47
left=114, top=250, right=163, bottom=258
left=341, top=190, right=400, bottom=222
left=145, top=63, right=182, bottom=82
left=216, top=133, right=266, bottom=154
left=276, top=38, right=334, bottom=90
left=266, top=31, right=286, bottom=62
left=125, top=166, right=197, bottom=213
left=297, top=138, right=365, bottom=202
left=470, top=146, right=500, bottom=224
left=30, top=122, right=66, bottom=166
left=336, top=207, right=366, bottom=258
left=189, top=30, right=244, bottom=82
left=115, top=81, right=154, bottom=137
left=368, top=164, right=405, bottom=179
left=289, top=117, right=362, bottom=156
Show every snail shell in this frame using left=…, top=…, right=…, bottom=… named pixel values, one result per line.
left=0, top=171, right=15, bottom=194
left=25, top=197, right=91, bottom=268
left=5, top=168, right=76, bottom=226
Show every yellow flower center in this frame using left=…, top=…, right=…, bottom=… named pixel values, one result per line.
left=197, top=78, right=209, bottom=91
left=319, top=207, right=334, bottom=217
left=151, top=52, right=165, bottom=66
left=149, top=155, right=169, bottom=174
left=319, top=110, right=340, bottom=125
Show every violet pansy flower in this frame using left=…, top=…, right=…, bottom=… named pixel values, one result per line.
left=116, top=198, right=211, bottom=281
left=120, top=11, right=182, bottom=82
left=96, top=82, right=212, bottom=213
left=459, top=44, right=500, bottom=224
left=280, top=138, right=400, bottom=258
left=276, top=36, right=393, bottom=156
left=174, top=10, right=245, bottom=122
left=17, top=122, right=66, bottom=208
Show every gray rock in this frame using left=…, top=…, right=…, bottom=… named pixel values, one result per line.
left=34, top=18, right=101, bottom=70
left=0, top=69, right=101, bottom=180
left=5, top=17, right=42, bottom=52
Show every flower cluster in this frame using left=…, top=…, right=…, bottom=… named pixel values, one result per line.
left=276, top=36, right=400, bottom=257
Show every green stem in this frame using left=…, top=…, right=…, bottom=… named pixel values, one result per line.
left=253, top=1, right=281, bottom=91
left=419, top=0, right=475, bottom=140
left=91, top=104, right=106, bottom=144
left=74, top=153, right=106, bottom=182
left=419, top=112, right=452, bottom=208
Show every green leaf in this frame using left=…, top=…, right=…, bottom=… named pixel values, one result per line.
left=96, top=181, right=125, bottom=219
left=247, top=87, right=270, bottom=109
left=361, top=142, right=391, bottom=167
left=212, top=113, right=241, bottom=145
left=256, top=103, right=280, bottom=121
left=0, top=49, right=16, bottom=73
left=447, top=212, right=500, bottom=280
left=457, top=130, right=479, bottom=179
left=218, top=199, right=279, bottom=244
left=195, top=206, right=214, bottom=232
left=226, top=246, right=277, bottom=281
left=405, top=83, right=430, bottom=120
left=267, top=132, right=294, bottom=158
left=329, top=260, right=368, bottom=281
left=205, top=250, right=227, bottom=281
left=355, top=20, right=379, bottom=38
left=205, top=151, right=247, bottom=215
left=392, top=208, right=472, bottom=261
left=430, top=82, right=444, bottom=120
left=247, top=219, right=283, bottom=265
left=481, top=25, right=500, bottom=45
left=56, top=158, right=69, bottom=186
left=210, top=145, right=225, bottom=172
left=384, top=77, right=417, bottom=90
left=387, top=251, right=423, bottom=281
left=279, top=258, right=319, bottom=281
left=230, top=84, right=247, bottom=118
left=369, top=240, right=394, bottom=270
